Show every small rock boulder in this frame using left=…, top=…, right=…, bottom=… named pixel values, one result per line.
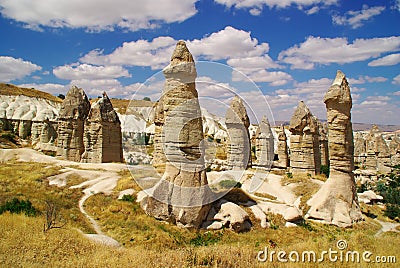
left=213, top=201, right=252, bottom=232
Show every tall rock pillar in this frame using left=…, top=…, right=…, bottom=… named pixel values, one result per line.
left=56, top=86, right=90, bottom=162
left=289, top=101, right=320, bottom=175
left=226, top=96, right=251, bottom=170
left=306, top=71, right=362, bottom=227
left=276, top=125, right=289, bottom=168
left=140, top=41, right=211, bottom=228
left=255, top=115, right=274, bottom=168
left=81, top=92, right=123, bottom=163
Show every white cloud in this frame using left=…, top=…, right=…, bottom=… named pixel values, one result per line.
left=214, top=0, right=338, bottom=12
left=278, top=36, right=400, bottom=69
left=53, top=64, right=130, bottom=80
left=348, top=75, right=388, bottom=85
left=393, top=91, right=400, bottom=96
left=18, top=83, right=68, bottom=95
left=80, top=37, right=177, bottom=69
left=368, top=53, right=400, bottom=66
left=332, top=5, right=385, bottom=29
left=0, top=56, right=42, bottom=82
left=0, top=0, right=198, bottom=32
left=188, top=26, right=270, bottom=60
left=393, top=74, right=400, bottom=85
left=233, top=69, right=292, bottom=85
left=69, top=79, right=128, bottom=97
left=80, top=26, right=285, bottom=85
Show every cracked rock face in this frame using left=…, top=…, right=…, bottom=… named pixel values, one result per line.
left=289, top=101, right=321, bottom=175
left=140, top=41, right=211, bottom=228
left=306, top=71, right=362, bottom=228
left=276, top=125, right=289, bottom=168
left=81, top=92, right=123, bottom=163
left=226, top=95, right=251, bottom=170
left=255, top=116, right=274, bottom=168
left=364, top=125, right=391, bottom=173
left=56, top=86, right=90, bottom=162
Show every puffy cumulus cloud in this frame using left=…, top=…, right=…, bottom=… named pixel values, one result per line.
left=53, top=64, right=131, bottom=80
left=188, top=26, right=270, bottom=61
left=80, top=27, right=286, bottom=85
left=353, top=95, right=400, bottom=124
left=214, top=0, right=338, bottom=12
left=393, top=74, right=400, bottom=85
left=0, top=56, right=42, bottom=82
left=348, top=75, right=388, bottom=85
left=278, top=36, right=400, bottom=69
left=332, top=5, right=385, bottom=29
left=0, top=0, right=198, bottom=32
left=232, top=69, right=292, bottom=85
left=80, top=37, right=176, bottom=69
left=68, top=79, right=129, bottom=98
left=18, top=83, right=68, bottom=95
left=368, top=53, right=400, bottom=66
left=393, top=91, right=400, bottom=96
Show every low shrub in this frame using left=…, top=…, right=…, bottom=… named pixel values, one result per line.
left=0, top=198, right=38, bottom=216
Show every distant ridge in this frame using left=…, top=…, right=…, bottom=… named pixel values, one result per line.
left=0, top=83, right=62, bottom=103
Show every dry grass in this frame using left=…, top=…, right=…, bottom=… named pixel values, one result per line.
left=1, top=160, right=399, bottom=267
left=0, top=83, right=62, bottom=103
left=0, top=161, right=93, bottom=233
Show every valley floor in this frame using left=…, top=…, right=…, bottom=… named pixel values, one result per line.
left=0, top=148, right=399, bottom=267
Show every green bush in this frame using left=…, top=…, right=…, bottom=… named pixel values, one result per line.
left=320, top=165, right=329, bottom=177
left=375, top=167, right=400, bottom=220
left=121, top=194, right=136, bottom=203
left=219, top=180, right=242, bottom=189
left=0, top=198, right=38, bottom=216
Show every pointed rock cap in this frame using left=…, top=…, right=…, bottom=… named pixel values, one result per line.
left=289, top=101, right=317, bottom=133
left=163, top=40, right=196, bottom=82
left=324, top=70, right=352, bottom=107
left=59, top=85, right=90, bottom=120
left=88, top=91, right=120, bottom=123
left=278, top=125, right=287, bottom=140
left=226, top=95, right=250, bottom=128
left=257, top=115, right=273, bottom=138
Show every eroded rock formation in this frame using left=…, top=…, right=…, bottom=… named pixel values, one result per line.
left=390, top=135, right=400, bottom=166
left=289, top=101, right=320, bottom=175
left=276, top=125, right=289, bottom=168
left=354, top=132, right=366, bottom=168
left=81, top=92, right=123, bottom=163
left=319, top=121, right=329, bottom=167
left=140, top=41, right=211, bottom=228
left=56, top=86, right=90, bottom=162
left=306, top=70, right=362, bottom=227
left=226, top=96, right=251, bottom=170
left=365, top=126, right=391, bottom=173
left=255, top=116, right=274, bottom=168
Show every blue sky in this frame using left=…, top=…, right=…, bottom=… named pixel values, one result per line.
left=0, top=0, right=399, bottom=125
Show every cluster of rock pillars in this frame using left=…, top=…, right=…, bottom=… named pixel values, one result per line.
left=8, top=40, right=399, bottom=230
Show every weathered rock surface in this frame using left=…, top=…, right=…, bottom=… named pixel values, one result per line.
left=306, top=70, right=362, bottom=227
left=140, top=41, right=211, bottom=228
left=289, top=101, right=320, bottom=175
left=212, top=201, right=252, bottom=232
left=364, top=126, right=391, bottom=173
left=226, top=96, right=251, bottom=170
left=319, top=121, right=329, bottom=167
left=56, top=86, right=91, bottom=162
left=255, top=116, right=274, bottom=168
left=390, top=135, right=400, bottom=166
left=275, top=125, right=289, bottom=168
left=81, top=92, right=123, bottom=163
left=354, top=132, right=366, bottom=168
left=357, top=190, right=383, bottom=204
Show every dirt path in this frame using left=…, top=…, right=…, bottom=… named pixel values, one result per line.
left=374, top=219, right=400, bottom=236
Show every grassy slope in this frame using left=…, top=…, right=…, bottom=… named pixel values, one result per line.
left=0, top=83, right=62, bottom=103
left=0, top=160, right=399, bottom=267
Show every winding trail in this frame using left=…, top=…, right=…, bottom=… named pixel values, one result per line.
left=374, top=219, right=400, bottom=237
